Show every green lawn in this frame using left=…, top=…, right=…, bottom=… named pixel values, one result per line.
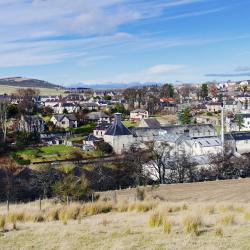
left=123, top=120, right=139, bottom=128
left=15, top=145, right=100, bottom=164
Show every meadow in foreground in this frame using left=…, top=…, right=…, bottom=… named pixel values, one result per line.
left=1, top=198, right=250, bottom=250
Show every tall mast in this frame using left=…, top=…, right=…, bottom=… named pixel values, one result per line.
left=221, top=101, right=224, bottom=153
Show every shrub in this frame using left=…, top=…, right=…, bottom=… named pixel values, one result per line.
left=95, top=141, right=113, bottom=154
left=182, top=214, right=202, bottom=235
left=53, top=175, right=92, bottom=202
left=148, top=212, right=163, bottom=227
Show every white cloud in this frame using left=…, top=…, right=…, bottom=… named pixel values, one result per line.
left=147, top=64, right=185, bottom=74
left=82, top=64, right=188, bottom=84
left=0, top=0, right=229, bottom=70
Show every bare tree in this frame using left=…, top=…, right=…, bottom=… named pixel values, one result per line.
left=0, top=101, right=8, bottom=142
left=168, top=154, right=197, bottom=183
left=146, top=141, right=172, bottom=184
left=124, top=144, right=151, bottom=186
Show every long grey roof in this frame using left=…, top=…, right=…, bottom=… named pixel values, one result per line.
left=53, top=114, right=77, bottom=122
left=86, top=111, right=110, bottom=120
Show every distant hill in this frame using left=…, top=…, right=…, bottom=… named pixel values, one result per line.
left=0, top=77, right=61, bottom=89
left=68, top=82, right=162, bottom=90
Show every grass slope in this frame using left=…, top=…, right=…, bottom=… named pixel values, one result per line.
left=0, top=85, right=65, bottom=95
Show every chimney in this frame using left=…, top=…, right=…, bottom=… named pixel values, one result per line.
left=114, top=113, right=122, bottom=124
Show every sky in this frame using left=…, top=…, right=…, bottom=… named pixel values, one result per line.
left=0, top=0, right=250, bottom=86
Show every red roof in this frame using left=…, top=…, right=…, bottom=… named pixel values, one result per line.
left=160, top=97, right=176, bottom=102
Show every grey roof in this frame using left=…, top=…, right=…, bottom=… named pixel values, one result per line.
left=53, top=102, right=75, bottom=107
left=230, top=132, right=250, bottom=141
left=131, top=109, right=147, bottom=113
left=53, top=114, right=77, bottom=122
left=141, top=118, right=161, bottom=128
left=23, top=115, right=44, bottom=123
left=132, top=124, right=217, bottom=138
left=105, top=115, right=132, bottom=136
left=86, top=111, right=110, bottom=120
left=192, top=137, right=221, bottom=147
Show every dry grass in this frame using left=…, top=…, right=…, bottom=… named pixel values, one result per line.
left=181, top=213, right=202, bottom=235
left=2, top=179, right=250, bottom=249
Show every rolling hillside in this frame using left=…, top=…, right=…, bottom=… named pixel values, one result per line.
left=0, top=77, right=61, bottom=89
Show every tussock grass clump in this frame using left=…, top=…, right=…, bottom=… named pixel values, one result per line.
left=163, top=217, right=172, bottom=234
left=148, top=212, right=163, bottom=227
left=214, top=227, right=224, bottom=237
left=58, top=209, right=68, bottom=225
left=181, top=214, right=202, bottom=235
left=217, top=213, right=235, bottom=226
left=31, top=212, right=45, bottom=223
left=136, top=201, right=157, bottom=213
left=45, top=207, right=60, bottom=221
left=166, top=204, right=181, bottom=213
left=218, top=204, right=234, bottom=214
left=234, top=206, right=245, bottom=213
left=128, top=203, right=136, bottom=212
left=244, top=212, right=250, bottom=221
left=204, top=205, right=215, bottom=215
left=6, top=213, right=24, bottom=230
left=81, top=202, right=113, bottom=216
left=182, top=203, right=188, bottom=211
left=116, top=202, right=129, bottom=213
left=63, top=204, right=80, bottom=220
left=0, top=215, right=6, bottom=231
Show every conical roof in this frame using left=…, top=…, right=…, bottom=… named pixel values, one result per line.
left=105, top=113, right=132, bottom=136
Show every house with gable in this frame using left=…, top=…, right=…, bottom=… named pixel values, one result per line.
left=50, top=114, right=78, bottom=129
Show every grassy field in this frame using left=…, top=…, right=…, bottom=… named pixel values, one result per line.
left=1, top=179, right=250, bottom=249
left=0, top=85, right=65, bottom=95
left=14, top=145, right=100, bottom=163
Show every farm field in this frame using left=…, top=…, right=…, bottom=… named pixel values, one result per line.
left=0, top=85, right=65, bottom=95
left=1, top=179, right=250, bottom=249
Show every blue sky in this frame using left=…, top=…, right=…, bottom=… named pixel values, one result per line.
left=0, top=0, right=249, bottom=86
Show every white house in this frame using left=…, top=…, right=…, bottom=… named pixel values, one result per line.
left=130, top=109, right=149, bottom=122
left=52, top=102, right=79, bottom=114
left=103, top=113, right=135, bottom=154
left=50, top=114, right=78, bottom=129
left=225, top=132, right=250, bottom=154
left=155, top=131, right=223, bottom=157
left=93, top=123, right=110, bottom=138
